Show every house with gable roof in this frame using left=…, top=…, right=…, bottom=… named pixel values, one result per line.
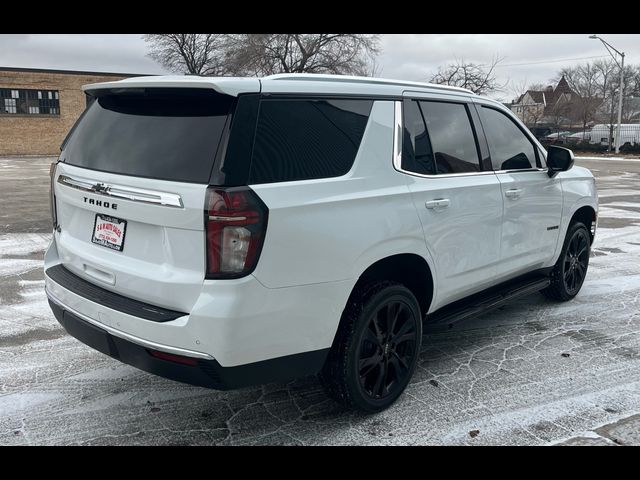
left=510, top=76, right=579, bottom=127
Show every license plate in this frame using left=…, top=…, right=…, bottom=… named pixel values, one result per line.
left=91, top=214, right=127, bottom=252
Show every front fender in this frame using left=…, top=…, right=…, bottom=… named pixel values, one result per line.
left=553, top=168, right=598, bottom=261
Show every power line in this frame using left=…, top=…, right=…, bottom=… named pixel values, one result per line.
left=496, top=55, right=609, bottom=68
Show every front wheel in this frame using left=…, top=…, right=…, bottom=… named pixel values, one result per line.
left=542, top=222, right=591, bottom=301
left=319, top=281, right=422, bottom=413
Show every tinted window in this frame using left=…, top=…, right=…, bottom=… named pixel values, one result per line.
left=402, top=100, right=434, bottom=175
left=480, top=107, right=537, bottom=170
left=419, top=101, right=481, bottom=174
left=249, top=99, right=372, bottom=184
left=64, top=89, right=232, bottom=183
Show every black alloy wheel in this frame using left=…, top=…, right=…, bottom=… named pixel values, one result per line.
left=562, top=227, right=590, bottom=296
left=357, top=300, right=418, bottom=400
left=320, top=281, right=422, bottom=412
left=542, top=222, right=591, bottom=301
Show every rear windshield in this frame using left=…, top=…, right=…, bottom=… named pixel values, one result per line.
left=63, top=88, right=232, bottom=183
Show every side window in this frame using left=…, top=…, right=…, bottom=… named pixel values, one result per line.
left=249, top=98, right=373, bottom=184
left=419, top=101, right=481, bottom=174
left=401, top=99, right=434, bottom=175
left=480, top=106, right=538, bottom=171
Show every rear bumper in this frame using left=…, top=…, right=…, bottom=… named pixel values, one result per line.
left=45, top=236, right=351, bottom=368
left=48, top=294, right=328, bottom=390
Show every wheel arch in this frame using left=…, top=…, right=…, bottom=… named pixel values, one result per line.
left=569, top=205, right=597, bottom=244
left=348, top=253, right=434, bottom=319
left=551, top=195, right=598, bottom=264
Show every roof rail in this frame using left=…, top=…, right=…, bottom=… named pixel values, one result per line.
left=262, top=73, right=475, bottom=95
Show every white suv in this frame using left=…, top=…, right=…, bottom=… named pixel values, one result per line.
left=45, top=74, right=598, bottom=412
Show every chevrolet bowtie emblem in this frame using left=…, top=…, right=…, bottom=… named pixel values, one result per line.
left=92, top=183, right=109, bottom=193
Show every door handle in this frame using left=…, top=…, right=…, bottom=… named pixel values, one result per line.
left=425, top=198, right=450, bottom=209
left=505, top=188, right=522, bottom=199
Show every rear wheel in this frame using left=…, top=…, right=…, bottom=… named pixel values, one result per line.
left=319, top=281, right=422, bottom=413
left=542, top=222, right=591, bottom=301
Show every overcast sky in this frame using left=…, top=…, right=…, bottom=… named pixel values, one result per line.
left=2, top=34, right=639, bottom=101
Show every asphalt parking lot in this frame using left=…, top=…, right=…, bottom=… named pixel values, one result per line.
left=1, top=155, right=640, bottom=445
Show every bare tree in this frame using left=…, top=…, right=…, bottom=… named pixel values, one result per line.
left=559, top=63, right=603, bottom=131
left=351, top=56, right=383, bottom=78
left=621, top=66, right=640, bottom=123
left=508, top=78, right=531, bottom=103
left=508, top=79, right=545, bottom=127
left=144, top=34, right=228, bottom=75
left=429, top=56, right=506, bottom=95
left=508, top=79, right=544, bottom=102
left=223, top=34, right=381, bottom=76
left=628, top=65, right=640, bottom=96
left=616, top=64, right=637, bottom=124
left=528, top=83, right=546, bottom=91
left=593, top=59, right=625, bottom=150
left=622, top=96, right=640, bottom=123
left=144, top=34, right=381, bottom=77
left=547, top=97, right=572, bottom=134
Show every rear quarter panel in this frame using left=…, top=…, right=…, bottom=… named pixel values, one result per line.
left=249, top=100, right=430, bottom=289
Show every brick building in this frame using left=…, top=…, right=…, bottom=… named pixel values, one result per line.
left=0, top=67, right=149, bottom=155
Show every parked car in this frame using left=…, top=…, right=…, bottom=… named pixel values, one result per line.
left=45, top=74, right=598, bottom=412
left=541, top=131, right=572, bottom=144
left=529, top=126, right=553, bottom=140
left=566, top=131, right=591, bottom=144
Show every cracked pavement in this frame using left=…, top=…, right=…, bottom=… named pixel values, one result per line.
left=1, top=155, right=640, bottom=445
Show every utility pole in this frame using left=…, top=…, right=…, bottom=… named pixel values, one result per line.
left=589, top=35, right=625, bottom=154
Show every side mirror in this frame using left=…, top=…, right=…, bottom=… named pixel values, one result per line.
left=547, top=145, right=574, bottom=177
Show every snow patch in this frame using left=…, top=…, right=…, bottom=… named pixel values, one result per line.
left=598, top=189, right=640, bottom=198
left=18, top=280, right=45, bottom=300
left=0, top=233, right=52, bottom=257
left=0, top=391, right=62, bottom=416
left=581, top=274, right=640, bottom=296
left=0, top=259, right=42, bottom=278
left=577, top=156, right=640, bottom=163
left=598, top=206, right=640, bottom=220
left=594, top=226, right=640, bottom=245
left=9, top=297, right=55, bottom=320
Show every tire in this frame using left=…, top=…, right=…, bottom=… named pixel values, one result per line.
left=542, top=222, right=591, bottom=301
left=319, top=281, right=422, bottom=413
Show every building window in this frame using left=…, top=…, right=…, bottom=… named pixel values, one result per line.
left=0, top=88, right=61, bottom=115
left=4, top=98, right=17, bottom=113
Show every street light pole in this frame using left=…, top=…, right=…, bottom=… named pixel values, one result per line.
left=616, top=53, right=625, bottom=153
left=589, top=34, right=625, bottom=154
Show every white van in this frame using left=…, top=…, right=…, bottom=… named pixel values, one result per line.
left=590, top=123, right=640, bottom=147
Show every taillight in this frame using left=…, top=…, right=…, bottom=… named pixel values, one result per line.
left=49, top=162, right=58, bottom=230
left=205, top=187, right=268, bottom=279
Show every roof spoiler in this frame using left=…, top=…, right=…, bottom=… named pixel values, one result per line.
left=83, top=76, right=261, bottom=97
